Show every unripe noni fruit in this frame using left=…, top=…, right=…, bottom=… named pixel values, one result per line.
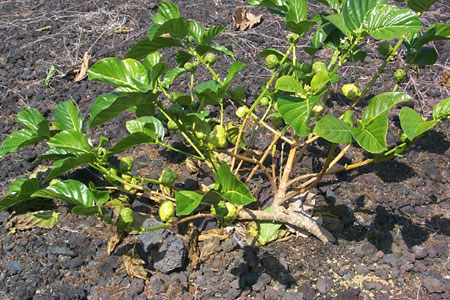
left=394, top=68, right=406, bottom=83
left=301, top=62, right=313, bottom=74
left=119, top=157, right=133, bottom=173
left=265, top=54, right=280, bottom=69
left=341, top=83, right=361, bottom=101
left=183, top=61, right=197, bottom=72
left=204, top=52, right=217, bottom=65
left=286, top=33, right=300, bottom=44
left=208, top=125, right=227, bottom=148
left=159, top=168, right=178, bottom=186
left=159, top=200, right=175, bottom=223
left=260, top=96, right=270, bottom=107
left=312, top=61, right=327, bottom=73
left=236, top=106, right=249, bottom=118
left=119, top=207, right=134, bottom=224
left=378, top=41, right=393, bottom=56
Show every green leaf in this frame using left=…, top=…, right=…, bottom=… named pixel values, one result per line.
left=407, top=46, right=437, bottom=66
left=72, top=205, right=101, bottom=216
left=258, top=48, right=286, bottom=60
left=54, top=100, right=84, bottom=132
left=48, top=130, right=94, bottom=156
left=175, top=190, right=203, bottom=216
left=195, top=80, right=222, bottom=105
left=9, top=210, right=59, bottom=230
left=278, top=94, right=320, bottom=136
left=433, top=97, right=450, bottom=121
left=108, top=132, right=158, bottom=156
left=45, top=153, right=96, bottom=182
left=39, top=148, right=73, bottom=160
left=252, top=207, right=282, bottom=245
left=196, top=44, right=234, bottom=59
left=88, top=57, right=151, bottom=92
left=0, top=178, right=41, bottom=211
left=286, top=0, right=307, bottom=24
left=324, top=13, right=351, bottom=37
left=315, top=0, right=340, bottom=12
left=161, top=67, right=185, bottom=88
left=400, top=107, right=437, bottom=140
left=311, top=70, right=329, bottom=92
left=405, top=0, right=438, bottom=13
left=202, top=26, right=227, bottom=45
left=215, top=162, right=256, bottom=206
left=88, top=93, right=157, bottom=128
left=16, top=108, right=45, bottom=131
left=150, top=62, right=168, bottom=88
left=412, top=23, right=450, bottom=50
left=343, top=0, right=387, bottom=32
left=361, top=92, right=411, bottom=125
left=125, top=37, right=183, bottom=60
left=142, top=52, right=162, bottom=70
left=33, top=180, right=97, bottom=206
left=362, top=4, right=422, bottom=40
left=158, top=1, right=180, bottom=20
left=221, top=61, right=246, bottom=97
left=225, top=123, right=245, bottom=148
left=126, top=116, right=164, bottom=142
left=286, top=20, right=315, bottom=36
left=351, top=115, right=388, bottom=153
left=45, top=65, right=55, bottom=86
left=147, top=17, right=189, bottom=40
left=176, top=51, right=194, bottom=67
left=275, top=75, right=304, bottom=94
left=0, top=129, right=44, bottom=158
left=313, top=114, right=353, bottom=143
left=188, top=21, right=205, bottom=44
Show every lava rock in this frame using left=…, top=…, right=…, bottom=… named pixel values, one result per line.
left=336, top=288, right=360, bottom=300
left=5, top=261, right=24, bottom=275
left=355, top=242, right=377, bottom=258
left=149, top=276, right=166, bottom=293
left=153, top=234, right=186, bottom=273
left=423, top=277, right=444, bottom=294
left=139, top=218, right=168, bottom=252
left=49, top=245, right=76, bottom=257
left=382, top=254, right=402, bottom=268
left=411, top=245, right=427, bottom=259
left=317, top=277, right=334, bottom=294
left=130, top=278, right=145, bottom=295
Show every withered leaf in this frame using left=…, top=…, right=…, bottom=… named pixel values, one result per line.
left=233, top=8, right=262, bottom=31
left=107, top=227, right=126, bottom=255
left=122, top=250, right=148, bottom=280
left=443, top=71, right=450, bottom=87
left=74, top=52, right=91, bottom=82
left=7, top=210, right=59, bottom=232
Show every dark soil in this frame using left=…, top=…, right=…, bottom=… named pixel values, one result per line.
left=1, top=1, right=449, bottom=299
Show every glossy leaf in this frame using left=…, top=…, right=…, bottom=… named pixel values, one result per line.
left=150, top=62, right=168, bottom=88
left=39, top=148, right=73, bottom=160
left=142, top=52, right=162, bottom=70
left=48, top=130, right=94, bottom=155
left=220, top=61, right=246, bottom=97
left=147, top=17, right=189, bottom=40
left=215, top=162, right=256, bottom=206
left=0, top=178, right=40, bottom=211
left=108, top=132, right=158, bottom=156
left=361, top=92, right=411, bottom=125
left=88, top=93, right=157, bottom=128
left=196, top=44, right=234, bottom=59
left=202, top=26, right=227, bottom=45
left=432, top=97, right=450, bottom=121
left=162, top=67, right=186, bottom=87
left=188, top=21, right=205, bottom=44
left=287, top=20, right=315, bottom=36
left=195, top=80, right=221, bottom=105
left=399, top=107, right=436, bottom=140
left=343, top=0, right=387, bottom=32
left=311, top=70, right=329, bottom=92
left=176, top=51, right=193, bottom=67
left=175, top=190, right=203, bottom=216
left=0, top=129, right=45, bottom=158
left=72, top=205, right=101, bottom=216
left=158, top=1, right=180, bottom=20
left=405, top=0, right=438, bottom=13
left=412, top=23, right=450, bottom=49
left=54, top=100, right=84, bottom=132
left=125, top=37, right=183, bottom=60
left=286, top=0, right=307, bottom=23
left=45, top=153, right=96, bottom=182
left=275, top=75, right=304, bottom=94
left=324, top=14, right=351, bottom=37
left=407, top=46, right=437, bottom=66
left=16, top=108, right=45, bottom=131
left=363, top=4, right=422, bottom=40
left=126, top=116, right=164, bottom=142
left=258, top=48, right=286, bottom=60
left=315, top=0, right=340, bottom=12
left=278, top=94, right=320, bottom=136
left=351, top=115, right=388, bottom=153
left=313, top=114, right=353, bottom=143
left=33, top=180, right=97, bottom=206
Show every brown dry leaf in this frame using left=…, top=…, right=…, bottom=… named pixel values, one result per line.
left=74, top=52, right=91, bottom=82
left=185, top=223, right=200, bottom=268
left=7, top=210, right=59, bottom=233
left=122, top=249, right=148, bottom=280
left=198, top=228, right=228, bottom=241
left=233, top=8, right=262, bottom=31
left=107, top=227, right=126, bottom=255
left=443, top=71, right=450, bottom=87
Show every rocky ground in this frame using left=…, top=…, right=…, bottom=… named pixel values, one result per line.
left=0, top=0, right=449, bottom=299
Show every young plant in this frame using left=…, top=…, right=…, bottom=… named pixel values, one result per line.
left=0, top=0, right=449, bottom=245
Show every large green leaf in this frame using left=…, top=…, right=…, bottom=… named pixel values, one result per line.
left=0, top=129, right=45, bottom=158
left=362, top=4, right=422, bottom=40
left=88, top=58, right=151, bottom=92
left=286, top=20, right=315, bottom=36
left=343, top=0, right=387, bottom=32
left=188, top=21, right=205, bottom=44
left=16, top=108, right=45, bottom=131
left=324, top=14, right=351, bottom=37
left=407, top=46, right=437, bottom=66
left=195, top=80, right=222, bottom=105
left=313, top=114, right=353, bottom=143
left=39, top=148, right=73, bottom=160
left=399, top=107, right=436, bottom=141
left=361, top=92, right=411, bottom=125
left=88, top=93, right=157, bottom=128
left=45, top=153, right=96, bottom=182
left=175, top=190, right=203, bottom=216
left=161, top=67, right=186, bottom=87
left=315, top=0, right=340, bottom=12
left=196, top=44, right=235, bottom=59
left=147, top=17, right=189, bottom=40
left=54, top=100, right=84, bottom=132
left=158, top=1, right=180, bottom=20
left=215, top=162, right=255, bottom=206
left=126, top=116, right=164, bottom=142
left=412, top=23, right=450, bottom=50
left=220, top=61, right=246, bottom=97
left=275, top=75, right=304, bottom=94
left=125, top=37, right=183, bottom=60
left=286, top=0, right=307, bottom=23
left=433, top=97, right=450, bottom=121
left=142, top=52, right=162, bottom=70
left=48, top=130, right=94, bottom=156
left=108, top=132, right=158, bottom=156
left=311, top=70, right=330, bottom=92
left=202, top=26, right=227, bottom=45
left=405, top=0, right=438, bottom=13
left=278, top=94, right=320, bottom=136
left=351, top=115, right=388, bottom=153
left=33, top=180, right=97, bottom=206
left=0, top=178, right=40, bottom=210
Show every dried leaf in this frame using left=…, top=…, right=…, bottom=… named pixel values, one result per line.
left=7, top=210, right=59, bottom=232
left=107, top=227, right=126, bottom=255
left=198, top=228, right=228, bottom=241
left=233, top=8, right=262, bottom=31
left=443, top=71, right=450, bottom=87
left=108, top=26, right=134, bottom=35
left=185, top=223, right=200, bottom=268
left=74, top=52, right=91, bottom=82
left=122, top=250, right=148, bottom=280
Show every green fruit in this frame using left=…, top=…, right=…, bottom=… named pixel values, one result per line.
left=301, top=62, right=312, bottom=74
left=159, top=201, right=175, bottom=223
left=286, top=33, right=300, bottom=44
left=312, top=61, right=327, bottom=73
left=378, top=41, right=393, bottom=56
left=195, top=131, right=206, bottom=140
left=122, top=174, right=138, bottom=194
left=119, top=207, right=134, bottom=224
left=204, top=53, right=217, bottom=65
left=119, top=157, right=133, bottom=173
left=159, top=168, right=178, bottom=186
left=236, top=106, right=249, bottom=118
left=184, top=62, right=197, bottom=72
left=260, top=96, right=270, bottom=107
left=167, top=119, right=178, bottom=130
left=265, top=54, right=280, bottom=69
left=208, top=125, right=227, bottom=148
left=394, top=69, right=406, bottom=83
left=231, top=86, right=246, bottom=101
left=312, top=103, right=324, bottom=115
left=341, top=83, right=361, bottom=101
